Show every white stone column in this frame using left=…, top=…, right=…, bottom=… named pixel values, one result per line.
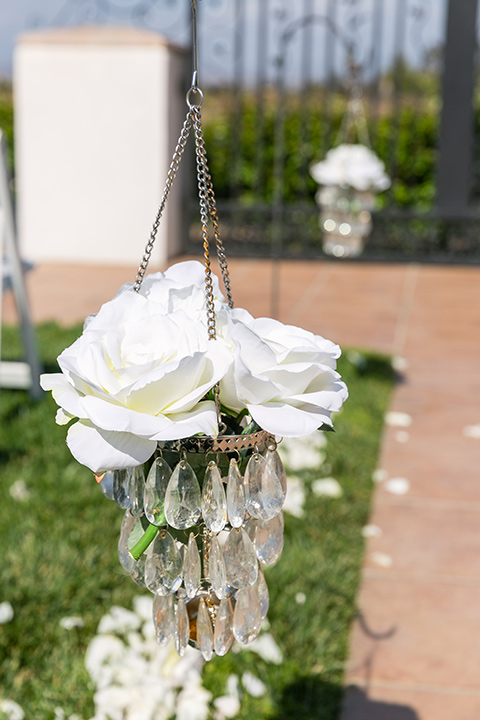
left=14, top=26, right=188, bottom=266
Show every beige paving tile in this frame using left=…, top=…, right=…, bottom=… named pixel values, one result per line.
left=365, top=499, right=480, bottom=578
left=376, top=424, right=480, bottom=502
left=346, top=577, right=480, bottom=689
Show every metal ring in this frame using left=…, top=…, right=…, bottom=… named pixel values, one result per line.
left=186, top=86, right=204, bottom=109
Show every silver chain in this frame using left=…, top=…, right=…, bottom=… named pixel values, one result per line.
left=132, top=105, right=233, bottom=311
left=191, top=106, right=217, bottom=341
left=191, top=106, right=234, bottom=309
left=132, top=91, right=232, bottom=428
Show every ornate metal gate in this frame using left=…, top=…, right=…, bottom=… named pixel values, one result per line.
left=28, top=0, right=480, bottom=261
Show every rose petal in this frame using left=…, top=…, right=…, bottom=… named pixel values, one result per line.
left=150, top=402, right=219, bottom=441
left=40, top=373, right=87, bottom=419
left=66, top=420, right=156, bottom=472
left=247, top=401, right=332, bottom=437
left=80, top=395, right=176, bottom=437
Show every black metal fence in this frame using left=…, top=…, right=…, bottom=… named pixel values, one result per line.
left=30, top=0, right=480, bottom=261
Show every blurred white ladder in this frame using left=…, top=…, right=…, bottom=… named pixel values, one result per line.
left=0, top=129, right=42, bottom=398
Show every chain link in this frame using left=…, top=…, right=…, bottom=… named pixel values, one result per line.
left=133, top=112, right=193, bottom=292
left=192, top=107, right=217, bottom=341
left=191, top=106, right=234, bottom=309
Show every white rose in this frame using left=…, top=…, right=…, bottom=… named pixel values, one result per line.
left=218, top=308, right=348, bottom=436
left=310, top=143, right=390, bottom=192
left=40, top=262, right=232, bottom=473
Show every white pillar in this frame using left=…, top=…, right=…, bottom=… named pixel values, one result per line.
left=14, top=26, right=188, bottom=266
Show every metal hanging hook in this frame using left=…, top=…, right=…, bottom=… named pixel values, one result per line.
left=191, top=0, right=198, bottom=88
left=187, top=0, right=204, bottom=107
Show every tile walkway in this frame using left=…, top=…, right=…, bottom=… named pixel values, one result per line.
left=3, top=257, right=480, bottom=720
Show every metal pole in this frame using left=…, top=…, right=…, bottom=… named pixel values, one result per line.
left=437, top=0, right=478, bottom=216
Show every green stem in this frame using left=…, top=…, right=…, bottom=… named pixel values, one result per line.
left=129, top=522, right=160, bottom=562
left=235, top=408, right=249, bottom=424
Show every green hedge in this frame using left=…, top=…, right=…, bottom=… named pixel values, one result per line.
left=204, top=98, right=438, bottom=210
left=0, top=84, right=14, bottom=173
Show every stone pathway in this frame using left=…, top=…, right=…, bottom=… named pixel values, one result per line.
left=4, top=258, right=480, bottom=719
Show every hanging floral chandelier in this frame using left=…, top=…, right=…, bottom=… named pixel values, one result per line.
left=40, top=1, right=348, bottom=662
left=310, top=80, right=390, bottom=258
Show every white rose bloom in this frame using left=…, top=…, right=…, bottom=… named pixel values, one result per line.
left=218, top=308, right=348, bottom=436
left=310, top=143, right=391, bottom=192
left=40, top=262, right=232, bottom=473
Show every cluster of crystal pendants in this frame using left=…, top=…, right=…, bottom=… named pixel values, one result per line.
left=98, top=443, right=286, bottom=660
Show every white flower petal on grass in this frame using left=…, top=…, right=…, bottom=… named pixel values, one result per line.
left=226, top=675, right=240, bottom=699
left=133, top=596, right=153, bottom=622
left=9, top=480, right=31, bottom=501
left=312, top=477, right=343, bottom=498
left=59, top=616, right=85, bottom=630
left=213, top=695, right=241, bottom=720
left=391, top=356, right=408, bottom=372
left=295, top=592, right=307, bottom=605
left=0, top=700, right=25, bottom=720
left=241, top=672, right=267, bottom=698
left=372, top=468, right=387, bottom=484
left=463, top=425, right=480, bottom=439
left=277, top=434, right=326, bottom=471
left=385, top=411, right=412, bottom=428
left=385, top=477, right=410, bottom=495
left=175, top=683, right=211, bottom=720
left=85, top=598, right=211, bottom=720
left=370, top=552, right=393, bottom=568
left=283, top=476, right=305, bottom=518
left=246, top=633, right=283, bottom=664
left=85, top=634, right=126, bottom=682
left=97, top=607, right=142, bottom=635
left=0, top=601, right=14, bottom=623
left=362, top=524, right=382, bottom=538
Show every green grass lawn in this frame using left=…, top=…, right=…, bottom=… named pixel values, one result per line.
left=0, top=324, right=395, bottom=720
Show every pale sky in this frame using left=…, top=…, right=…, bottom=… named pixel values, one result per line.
left=0, top=0, right=448, bottom=85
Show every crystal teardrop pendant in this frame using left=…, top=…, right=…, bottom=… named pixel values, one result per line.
left=209, top=534, right=227, bottom=599
left=265, top=447, right=287, bottom=498
left=130, top=465, right=145, bottom=517
left=118, top=510, right=137, bottom=573
left=253, top=513, right=284, bottom=566
left=197, top=599, right=214, bottom=661
left=174, top=594, right=190, bottom=657
left=201, top=461, right=227, bottom=533
left=131, top=554, right=147, bottom=588
left=184, top=532, right=201, bottom=598
left=223, top=527, right=258, bottom=590
left=153, top=594, right=174, bottom=646
left=144, top=457, right=172, bottom=526
left=256, top=567, right=269, bottom=620
left=99, top=470, right=115, bottom=500
left=245, top=453, right=284, bottom=521
left=113, top=468, right=133, bottom=509
left=145, top=530, right=183, bottom=596
left=214, top=597, right=234, bottom=656
left=233, top=584, right=262, bottom=645
left=226, top=458, right=246, bottom=528
left=165, top=460, right=202, bottom=530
